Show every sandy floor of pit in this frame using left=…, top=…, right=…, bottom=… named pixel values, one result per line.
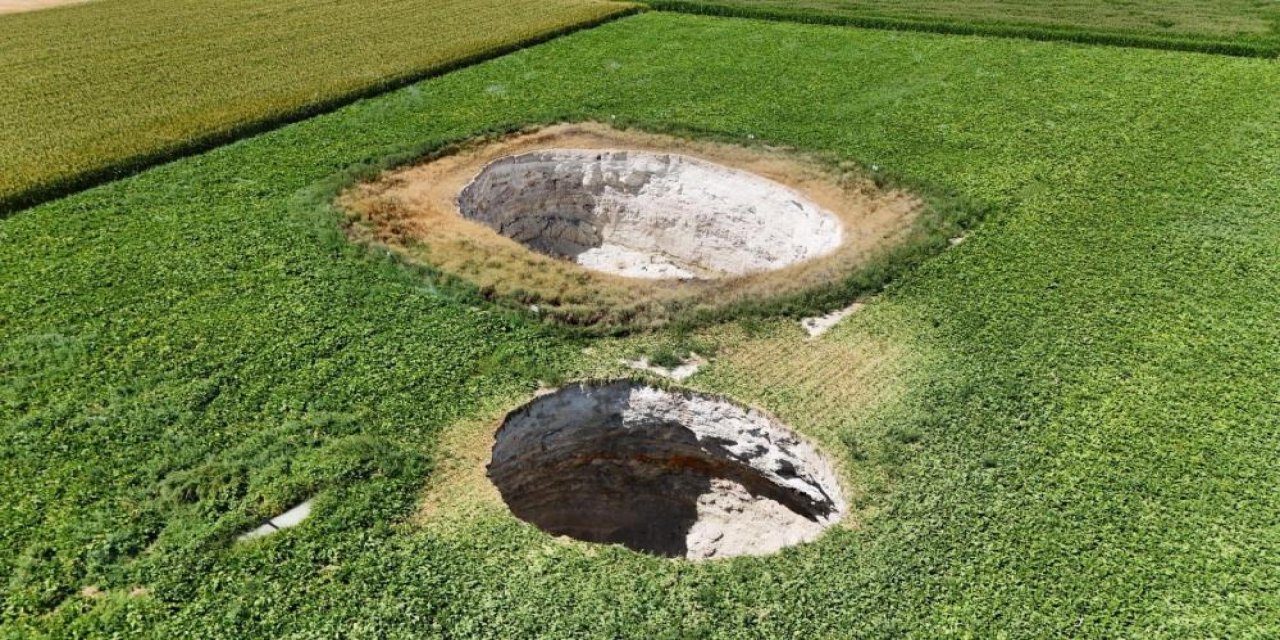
left=0, top=0, right=93, bottom=15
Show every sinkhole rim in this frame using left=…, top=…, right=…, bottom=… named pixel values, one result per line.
left=486, top=380, right=847, bottom=560
left=338, top=122, right=923, bottom=328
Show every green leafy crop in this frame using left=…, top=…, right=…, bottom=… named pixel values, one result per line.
left=2, top=11, right=1279, bottom=638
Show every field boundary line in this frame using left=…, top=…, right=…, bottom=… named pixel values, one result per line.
left=647, top=0, right=1280, bottom=59
left=0, top=5, right=643, bottom=219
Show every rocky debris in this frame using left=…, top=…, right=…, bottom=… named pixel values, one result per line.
left=238, top=499, right=313, bottom=542
left=801, top=302, right=864, bottom=338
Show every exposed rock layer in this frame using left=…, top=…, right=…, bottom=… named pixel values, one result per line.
left=458, top=150, right=843, bottom=279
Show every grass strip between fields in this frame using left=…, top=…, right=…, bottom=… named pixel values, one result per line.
left=647, top=0, right=1280, bottom=58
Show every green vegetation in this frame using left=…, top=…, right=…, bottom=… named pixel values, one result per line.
left=0, top=0, right=633, bottom=214
left=642, top=334, right=716, bottom=368
left=646, top=344, right=695, bottom=369
left=650, top=0, right=1280, bottom=56
left=3, top=10, right=1280, bottom=638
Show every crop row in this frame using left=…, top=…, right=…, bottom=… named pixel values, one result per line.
left=0, top=0, right=635, bottom=216
left=648, top=0, right=1280, bottom=58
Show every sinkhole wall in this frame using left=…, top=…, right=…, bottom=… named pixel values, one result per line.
left=458, top=150, right=844, bottom=280
left=487, top=381, right=845, bottom=559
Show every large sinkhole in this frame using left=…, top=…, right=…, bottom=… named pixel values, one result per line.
left=458, top=150, right=844, bottom=279
left=487, top=381, right=845, bottom=559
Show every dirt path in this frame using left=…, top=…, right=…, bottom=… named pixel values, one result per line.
left=0, top=0, right=94, bottom=16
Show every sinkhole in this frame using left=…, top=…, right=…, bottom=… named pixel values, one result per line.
left=457, top=150, right=844, bottom=280
left=487, top=381, right=845, bottom=560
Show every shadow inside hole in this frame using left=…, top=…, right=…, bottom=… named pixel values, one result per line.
left=489, top=423, right=833, bottom=558
left=496, top=205, right=604, bottom=260
left=461, top=157, right=619, bottom=261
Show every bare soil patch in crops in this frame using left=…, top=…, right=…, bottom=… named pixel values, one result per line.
left=341, top=122, right=921, bottom=328
left=0, top=0, right=92, bottom=15
left=487, top=380, right=845, bottom=559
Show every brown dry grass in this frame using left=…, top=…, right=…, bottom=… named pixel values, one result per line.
left=340, top=122, right=922, bottom=329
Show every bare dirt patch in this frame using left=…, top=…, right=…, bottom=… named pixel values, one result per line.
left=340, top=122, right=922, bottom=328
left=625, top=353, right=706, bottom=381
left=0, top=0, right=93, bottom=15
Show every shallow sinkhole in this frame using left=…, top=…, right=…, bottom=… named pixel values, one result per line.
left=457, top=149, right=844, bottom=280
left=487, top=381, right=845, bottom=560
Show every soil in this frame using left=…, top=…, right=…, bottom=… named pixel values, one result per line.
left=625, top=353, right=706, bottom=381
left=802, top=302, right=866, bottom=337
left=0, top=0, right=93, bottom=15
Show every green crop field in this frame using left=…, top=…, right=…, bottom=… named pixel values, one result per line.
left=4, top=5, right=1280, bottom=639
left=651, top=0, right=1280, bottom=55
left=0, top=0, right=633, bottom=213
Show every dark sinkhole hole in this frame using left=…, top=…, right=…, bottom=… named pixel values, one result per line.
left=487, top=381, right=845, bottom=559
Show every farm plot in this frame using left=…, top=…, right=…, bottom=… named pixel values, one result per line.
left=0, top=0, right=633, bottom=213
left=650, top=0, right=1280, bottom=55
left=3, top=11, right=1280, bottom=638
